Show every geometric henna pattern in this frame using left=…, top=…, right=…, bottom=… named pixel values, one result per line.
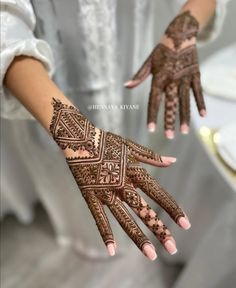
left=50, top=99, right=185, bottom=253
left=129, top=11, right=205, bottom=133
left=127, top=167, right=185, bottom=223
left=165, top=11, right=199, bottom=50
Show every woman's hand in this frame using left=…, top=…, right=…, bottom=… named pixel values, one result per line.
left=125, top=11, right=206, bottom=139
left=50, top=98, right=191, bottom=261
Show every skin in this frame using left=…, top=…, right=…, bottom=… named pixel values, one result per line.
left=4, top=0, right=212, bottom=260
left=4, top=56, right=191, bottom=261
left=125, top=0, right=216, bottom=139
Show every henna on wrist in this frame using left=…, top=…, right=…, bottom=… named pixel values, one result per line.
left=165, top=11, right=199, bottom=50
left=49, top=99, right=186, bottom=256
left=127, top=11, right=205, bottom=136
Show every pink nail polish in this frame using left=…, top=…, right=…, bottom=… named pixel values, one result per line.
left=148, top=122, right=156, bottom=133
left=162, top=156, right=177, bottom=163
left=143, top=244, right=157, bottom=261
left=200, top=109, right=206, bottom=117
left=107, top=243, right=116, bottom=256
left=124, top=80, right=132, bottom=87
left=178, top=217, right=191, bottom=230
left=165, top=130, right=174, bottom=139
left=164, top=240, right=178, bottom=255
left=180, top=124, right=189, bottom=134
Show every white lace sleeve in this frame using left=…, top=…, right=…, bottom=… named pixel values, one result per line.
left=0, top=0, right=54, bottom=119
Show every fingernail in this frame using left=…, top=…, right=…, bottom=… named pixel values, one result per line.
left=164, top=240, right=178, bottom=255
left=107, top=243, right=116, bottom=256
left=180, top=124, right=189, bottom=134
left=178, top=217, right=191, bottom=230
left=124, top=80, right=132, bottom=87
left=161, top=156, right=177, bottom=163
left=143, top=244, right=157, bottom=261
left=200, top=109, right=206, bottom=117
left=165, top=130, right=174, bottom=139
left=148, top=122, right=156, bottom=133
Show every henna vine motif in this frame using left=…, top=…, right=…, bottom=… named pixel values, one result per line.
left=50, top=99, right=184, bottom=253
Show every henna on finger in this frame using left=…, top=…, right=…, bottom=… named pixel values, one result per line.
left=192, top=72, right=206, bottom=114
left=179, top=77, right=191, bottom=129
left=49, top=99, right=186, bottom=257
left=127, top=11, right=204, bottom=136
left=127, top=167, right=184, bottom=223
left=164, top=82, right=178, bottom=132
left=121, top=183, right=173, bottom=245
left=147, top=77, right=163, bottom=125
left=108, top=196, right=151, bottom=251
left=82, top=190, right=115, bottom=245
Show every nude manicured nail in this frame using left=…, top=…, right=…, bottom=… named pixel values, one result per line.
left=161, top=156, right=177, bottom=163
left=180, top=123, right=189, bottom=134
left=148, top=122, right=156, bottom=132
left=164, top=240, right=178, bottom=255
left=124, top=80, right=133, bottom=87
left=200, top=109, right=206, bottom=117
left=107, top=243, right=116, bottom=256
left=165, top=130, right=174, bottom=139
left=143, top=244, right=157, bottom=261
left=178, top=217, right=191, bottom=230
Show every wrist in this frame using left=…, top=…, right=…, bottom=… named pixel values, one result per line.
left=49, top=98, right=102, bottom=159
left=164, top=11, right=199, bottom=50
left=160, top=35, right=196, bottom=51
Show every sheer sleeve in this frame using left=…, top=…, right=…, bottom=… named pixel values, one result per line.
left=0, top=0, right=54, bottom=119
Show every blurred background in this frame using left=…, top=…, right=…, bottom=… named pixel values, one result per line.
left=1, top=1, right=236, bottom=288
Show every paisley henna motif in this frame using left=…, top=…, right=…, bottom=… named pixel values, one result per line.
left=50, top=99, right=184, bottom=253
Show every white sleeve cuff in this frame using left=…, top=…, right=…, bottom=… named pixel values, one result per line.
left=0, top=4, right=55, bottom=119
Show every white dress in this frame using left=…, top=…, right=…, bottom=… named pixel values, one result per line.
left=0, top=0, right=231, bottom=282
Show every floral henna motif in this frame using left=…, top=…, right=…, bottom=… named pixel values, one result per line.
left=165, top=11, right=199, bottom=50
left=50, top=99, right=185, bottom=254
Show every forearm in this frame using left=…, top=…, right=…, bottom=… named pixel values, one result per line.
left=4, top=56, right=73, bottom=132
left=4, top=56, right=96, bottom=159
left=161, top=0, right=216, bottom=49
left=181, top=0, right=216, bottom=31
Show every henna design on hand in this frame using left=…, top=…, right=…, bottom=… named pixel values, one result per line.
left=165, top=11, right=199, bottom=50
left=126, top=11, right=205, bottom=138
left=50, top=99, right=186, bottom=256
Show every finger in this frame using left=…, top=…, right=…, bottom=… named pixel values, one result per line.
left=82, top=190, right=116, bottom=256
left=179, top=78, right=191, bottom=134
left=126, top=139, right=176, bottom=167
left=108, top=195, right=157, bottom=260
left=127, top=167, right=191, bottom=230
left=147, top=77, right=163, bottom=131
left=124, top=55, right=152, bottom=88
left=164, top=83, right=178, bottom=139
left=192, top=72, right=206, bottom=117
left=122, top=185, right=177, bottom=255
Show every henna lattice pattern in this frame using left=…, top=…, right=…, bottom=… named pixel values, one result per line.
left=50, top=99, right=184, bottom=252
left=129, top=11, right=205, bottom=133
